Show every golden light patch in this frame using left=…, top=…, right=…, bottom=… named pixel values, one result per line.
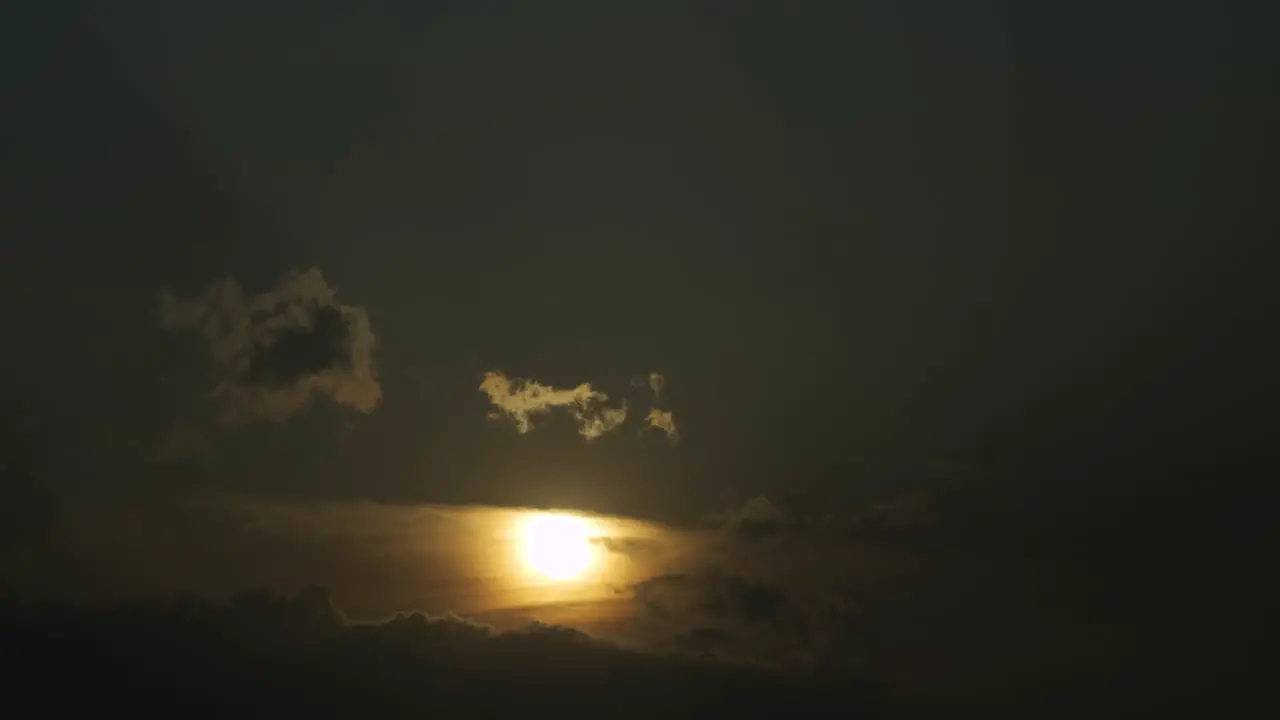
left=518, top=513, right=597, bottom=582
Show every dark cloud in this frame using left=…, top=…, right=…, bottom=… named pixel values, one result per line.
left=631, top=572, right=795, bottom=627
left=0, top=587, right=886, bottom=716
left=623, top=571, right=864, bottom=670
left=715, top=496, right=789, bottom=541
left=2, top=492, right=1240, bottom=715
left=160, top=268, right=380, bottom=424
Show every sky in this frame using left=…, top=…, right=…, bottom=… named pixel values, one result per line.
left=1, top=1, right=1274, bottom=714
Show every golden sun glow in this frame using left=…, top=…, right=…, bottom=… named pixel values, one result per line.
left=518, top=513, right=597, bottom=582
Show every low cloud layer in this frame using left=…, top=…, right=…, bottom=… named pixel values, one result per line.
left=160, top=268, right=380, bottom=423
left=624, top=571, right=864, bottom=669
left=480, top=371, right=679, bottom=442
left=2, top=492, right=1225, bottom=714
left=0, top=588, right=878, bottom=715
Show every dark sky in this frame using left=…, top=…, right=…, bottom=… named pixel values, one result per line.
left=3, top=1, right=1274, bottom=531
left=2, top=2, right=1276, bottom=712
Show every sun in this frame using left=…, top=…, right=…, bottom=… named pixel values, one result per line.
left=518, top=513, right=596, bottom=582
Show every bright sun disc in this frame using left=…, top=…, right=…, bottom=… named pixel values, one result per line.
left=519, top=513, right=595, bottom=581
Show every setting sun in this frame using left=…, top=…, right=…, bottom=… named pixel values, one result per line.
left=518, top=513, right=597, bottom=582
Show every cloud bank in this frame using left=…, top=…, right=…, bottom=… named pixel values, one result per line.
left=160, top=268, right=380, bottom=423
left=4, top=492, right=1223, bottom=715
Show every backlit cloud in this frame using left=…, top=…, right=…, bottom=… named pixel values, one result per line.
left=645, top=409, right=680, bottom=444
left=478, top=371, right=628, bottom=440
left=160, top=268, right=380, bottom=424
left=482, top=371, right=680, bottom=442
left=633, top=372, right=678, bottom=443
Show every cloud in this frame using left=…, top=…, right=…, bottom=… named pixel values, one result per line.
left=160, top=268, right=380, bottom=423
left=632, top=372, right=665, bottom=397
left=3, top=492, right=1214, bottom=714
left=644, top=409, right=680, bottom=444
left=0, top=587, right=883, bottom=715
left=623, top=571, right=865, bottom=670
left=716, top=496, right=788, bottom=540
left=631, top=372, right=679, bottom=443
left=5, top=492, right=854, bottom=672
left=478, top=371, right=628, bottom=440
left=630, top=572, right=796, bottom=627
left=480, top=371, right=679, bottom=442
left=589, top=536, right=664, bottom=557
